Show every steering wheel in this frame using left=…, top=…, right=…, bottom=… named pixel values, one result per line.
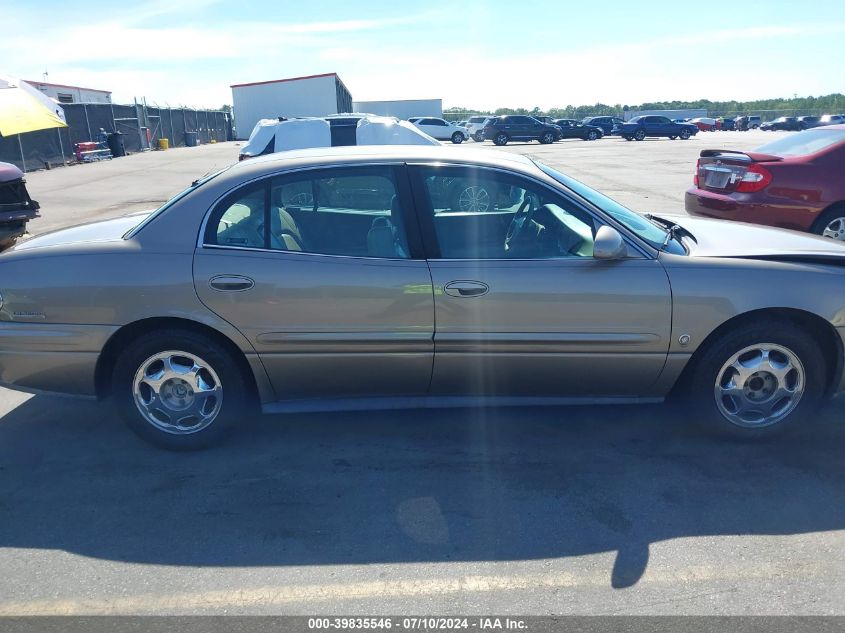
left=504, top=196, right=535, bottom=252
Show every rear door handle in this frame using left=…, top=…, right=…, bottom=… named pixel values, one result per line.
left=209, top=275, right=254, bottom=292
left=444, top=281, right=489, bottom=297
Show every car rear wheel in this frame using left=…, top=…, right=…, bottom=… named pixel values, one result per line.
left=811, top=205, right=845, bottom=241
left=684, top=321, right=825, bottom=438
left=493, top=132, right=509, bottom=146
left=679, top=128, right=691, bottom=140
left=623, top=135, right=633, bottom=141
left=634, top=130, right=646, bottom=141
left=112, top=329, right=250, bottom=450
left=586, top=130, right=599, bottom=141
left=451, top=132, right=464, bottom=144
left=668, top=135, right=677, bottom=140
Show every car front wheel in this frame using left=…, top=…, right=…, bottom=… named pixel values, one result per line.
left=684, top=320, right=825, bottom=438
left=586, top=130, right=599, bottom=141
left=112, top=329, right=251, bottom=450
left=493, top=132, right=509, bottom=146
left=668, top=135, right=677, bottom=140
left=539, top=132, right=555, bottom=144
left=679, top=128, right=691, bottom=140
left=634, top=130, right=646, bottom=141
left=473, top=132, right=484, bottom=142
left=451, top=132, right=464, bottom=144
left=623, top=135, right=633, bottom=141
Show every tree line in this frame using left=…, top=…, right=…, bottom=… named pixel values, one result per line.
left=444, top=94, right=845, bottom=119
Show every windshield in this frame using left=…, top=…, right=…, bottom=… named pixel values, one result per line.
left=123, top=167, right=228, bottom=238
left=536, top=161, right=680, bottom=251
left=755, top=128, right=845, bottom=157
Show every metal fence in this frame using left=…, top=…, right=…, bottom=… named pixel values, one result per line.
left=0, top=101, right=233, bottom=172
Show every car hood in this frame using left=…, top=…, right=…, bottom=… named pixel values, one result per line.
left=666, top=215, right=845, bottom=260
left=9, top=211, right=152, bottom=252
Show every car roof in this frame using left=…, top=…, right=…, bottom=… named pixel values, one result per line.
left=230, top=144, right=536, bottom=175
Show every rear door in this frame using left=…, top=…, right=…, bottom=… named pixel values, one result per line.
left=194, top=164, right=434, bottom=402
left=409, top=163, right=672, bottom=398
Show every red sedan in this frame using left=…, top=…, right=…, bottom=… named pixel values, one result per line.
left=685, top=125, right=845, bottom=240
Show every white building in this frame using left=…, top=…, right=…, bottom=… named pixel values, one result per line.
left=231, top=73, right=353, bottom=140
left=25, top=80, right=111, bottom=104
left=352, top=99, right=443, bottom=120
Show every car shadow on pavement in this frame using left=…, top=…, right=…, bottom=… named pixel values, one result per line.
left=0, top=395, right=843, bottom=589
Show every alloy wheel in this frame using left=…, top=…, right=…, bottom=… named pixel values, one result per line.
left=132, top=350, right=223, bottom=435
left=714, top=343, right=805, bottom=428
left=822, top=216, right=845, bottom=240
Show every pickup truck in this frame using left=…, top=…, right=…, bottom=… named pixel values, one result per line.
left=0, top=162, right=40, bottom=250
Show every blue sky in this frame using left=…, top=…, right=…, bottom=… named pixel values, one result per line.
left=2, top=0, right=844, bottom=110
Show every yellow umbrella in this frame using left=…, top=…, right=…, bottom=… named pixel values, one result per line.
left=0, top=74, right=67, bottom=136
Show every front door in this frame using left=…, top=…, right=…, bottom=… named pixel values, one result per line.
left=409, top=164, right=672, bottom=398
left=194, top=164, right=434, bottom=402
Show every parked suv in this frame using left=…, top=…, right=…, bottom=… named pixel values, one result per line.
left=619, top=115, right=698, bottom=141
left=581, top=116, right=624, bottom=136
left=409, top=117, right=469, bottom=143
left=466, top=116, right=491, bottom=142
left=482, top=116, right=561, bottom=145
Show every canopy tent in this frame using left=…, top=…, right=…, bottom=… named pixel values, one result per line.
left=0, top=75, right=67, bottom=137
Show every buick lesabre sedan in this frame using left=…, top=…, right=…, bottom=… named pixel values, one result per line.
left=1, top=146, right=844, bottom=449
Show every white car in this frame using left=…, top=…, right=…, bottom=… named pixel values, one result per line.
left=409, top=117, right=469, bottom=143
left=819, top=114, right=845, bottom=126
left=465, top=116, right=491, bottom=142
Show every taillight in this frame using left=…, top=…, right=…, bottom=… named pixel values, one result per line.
left=693, top=159, right=700, bottom=187
left=735, top=163, right=772, bottom=192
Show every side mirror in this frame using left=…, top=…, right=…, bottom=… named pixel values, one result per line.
left=593, top=226, right=627, bottom=260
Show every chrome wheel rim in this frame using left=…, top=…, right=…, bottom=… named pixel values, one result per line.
left=457, top=186, right=490, bottom=212
left=714, top=343, right=805, bottom=428
left=822, top=216, right=845, bottom=240
left=496, top=134, right=507, bottom=144
left=132, top=350, right=223, bottom=435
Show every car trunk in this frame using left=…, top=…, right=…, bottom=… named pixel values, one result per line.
left=695, top=149, right=782, bottom=194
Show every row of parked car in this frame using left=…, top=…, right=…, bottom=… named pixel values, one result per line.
left=412, top=115, right=634, bottom=146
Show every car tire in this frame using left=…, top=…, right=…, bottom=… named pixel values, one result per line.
left=473, top=132, right=484, bottom=142
left=623, top=135, right=633, bottom=141
left=668, top=135, right=677, bottom=140
left=539, top=131, right=555, bottom=144
left=683, top=320, right=826, bottom=439
left=493, top=132, right=509, bottom=146
left=586, top=130, right=598, bottom=141
left=451, top=132, right=464, bottom=144
left=112, top=329, right=251, bottom=450
left=679, top=128, right=691, bottom=140
left=811, top=204, right=845, bottom=241
left=634, top=130, right=646, bottom=141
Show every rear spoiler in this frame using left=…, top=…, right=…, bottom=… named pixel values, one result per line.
left=699, top=149, right=783, bottom=162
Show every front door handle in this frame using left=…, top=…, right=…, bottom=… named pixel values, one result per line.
left=444, top=281, right=489, bottom=298
left=209, top=275, right=254, bottom=292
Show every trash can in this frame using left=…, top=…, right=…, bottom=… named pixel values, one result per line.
left=106, top=131, right=126, bottom=157
left=184, top=131, right=198, bottom=147
left=158, top=138, right=169, bottom=150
